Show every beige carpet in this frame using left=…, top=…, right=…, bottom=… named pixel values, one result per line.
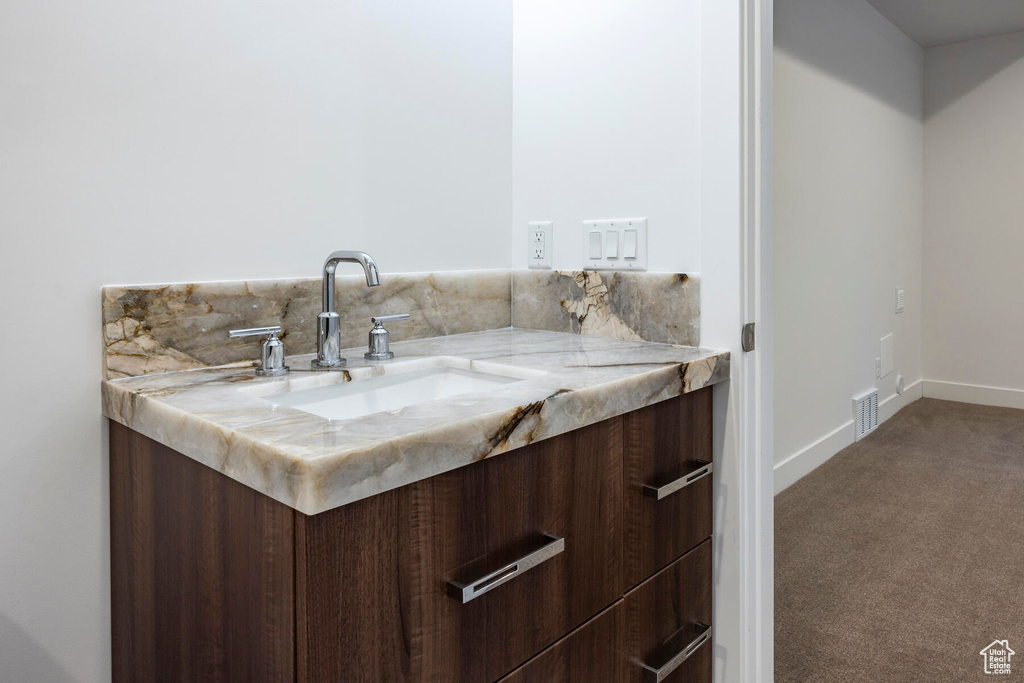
left=776, top=398, right=1024, bottom=682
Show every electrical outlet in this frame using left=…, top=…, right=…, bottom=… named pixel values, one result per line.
left=895, top=287, right=905, bottom=314
left=875, top=358, right=881, bottom=379
left=528, top=221, right=552, bottom=268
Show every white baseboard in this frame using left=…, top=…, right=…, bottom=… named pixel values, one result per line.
left=773, top=420, right=853, bottom=495
left=880, top=378, right=924, bottom=422
left=923, top=380, right=1024, bottom=410
left=774, top=379, right=1024, bottom=495
left=773, top=379, right=923, bottom=495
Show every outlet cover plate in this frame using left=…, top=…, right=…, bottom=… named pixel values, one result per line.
left=880, top=333, right=894, bottom=378
left=528, top=221, right=552, bottom=268
left=582, top=217, right=647, bottom=271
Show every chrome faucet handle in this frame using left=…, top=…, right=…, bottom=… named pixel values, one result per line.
left=228, top=326, right=290, bottom=377
left=365, top=314, right=410, bottom=361
left=371, top=314, right=411, bottom=325
left=229, top=326, right=283, bottom=338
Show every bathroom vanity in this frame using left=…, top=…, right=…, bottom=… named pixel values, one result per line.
left=103, top=272, right=726, bottom=682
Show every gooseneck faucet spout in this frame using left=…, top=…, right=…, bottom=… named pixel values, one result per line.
left=312, top=250, right=381, bottom=369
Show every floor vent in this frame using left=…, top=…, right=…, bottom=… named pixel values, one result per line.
left=853, top=390, right=879, bottom=441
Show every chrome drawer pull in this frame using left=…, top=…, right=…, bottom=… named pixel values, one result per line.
left=445, top=534, right=565, bottom=604
left=643, top=461, right=713, bottom=501
left=642, top=622, right=712, bottom=682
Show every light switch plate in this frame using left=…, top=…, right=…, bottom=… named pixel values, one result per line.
left=895, top=287, right=905, bottom=314
left=582, top=218, right=647, bottom=271
left=528, top=221, right=552, bottom=268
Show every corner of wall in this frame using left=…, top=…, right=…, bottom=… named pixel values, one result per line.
left=774, top=380, right=923, bottom=495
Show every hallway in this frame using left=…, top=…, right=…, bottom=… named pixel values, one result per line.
left=776, top=399, right=1024, bottom=681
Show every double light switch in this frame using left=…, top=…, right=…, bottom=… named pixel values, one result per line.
left=583, top=218, right=647, bottom=271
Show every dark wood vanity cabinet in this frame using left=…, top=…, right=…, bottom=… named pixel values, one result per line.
left=498, top=541, right=712, bottom=683
left=110, top=387, right=715, bottom=683
left=298, top=416, right=624, bottom=682
left=623, top=540, right=713, bottom=683
left=624, top=388, right=713, bottom=588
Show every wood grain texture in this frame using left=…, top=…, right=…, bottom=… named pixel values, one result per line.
left=623, top=539, right=713, bottom=683
left=496, top=600, right=625, bottom=683
left=110, top=392, right=715, bottom=682
left=295, top=488, right=409, bottom=681
left=298, top=415, right=624, bottom=683
left=623, top=389, right=713, bottom=588
left=109, top=421, right=295, bottom=683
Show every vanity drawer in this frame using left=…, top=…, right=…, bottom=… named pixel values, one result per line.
left=623, top=539, right=713, bottom=683
left=623, top=389, right=713, bottom=588
left=298, top=415, right=624, bottom=683
left=497, top=600, right=625, bottom=683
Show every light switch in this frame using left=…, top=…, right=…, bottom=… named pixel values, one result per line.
left=605, top=230, right=618, bottom=258
left=582, top=218, right=646, bottom=270
left=623, top=229, right=638, bottom=259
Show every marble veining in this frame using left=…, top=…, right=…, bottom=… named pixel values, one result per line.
left=102, top=328, right=729, bottom=515
left=102, top=270, right=511, bottom=379
left=512, top=270, right=700, bottom=346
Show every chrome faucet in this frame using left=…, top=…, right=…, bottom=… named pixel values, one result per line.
left=311, top=250, right=381, bottom=368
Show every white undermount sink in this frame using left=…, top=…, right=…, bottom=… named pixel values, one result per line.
left=257, top=357, right=544, bottom=421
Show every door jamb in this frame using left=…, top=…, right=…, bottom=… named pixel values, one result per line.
left=739, top=0, right=774, bottom=680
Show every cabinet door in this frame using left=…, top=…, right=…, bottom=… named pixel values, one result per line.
left=298, top=415, right=624, bottom=683
left=623, top=539, right=712, bottom=683
left=109, top=422, right=296, bottom=683
left=497, top=600, right=624, bottom=683
left=623, top=389, right=713, bottom=588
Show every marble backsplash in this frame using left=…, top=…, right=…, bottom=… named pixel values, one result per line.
left=103, top=269, right=701, bottom=379
left=512, top=270, right=700, bottom=346
left=102, top=270, right=511, bottom=379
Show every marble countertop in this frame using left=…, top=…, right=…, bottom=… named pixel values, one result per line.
left=102, top=328, right=729, bottom=515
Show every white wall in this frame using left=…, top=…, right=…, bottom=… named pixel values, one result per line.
left=511, top=0, right=702, bottom=273
left=773, top=0, right=925, bottom=491
left=0, top=0, right=511, bottom=678
left=923, top=31, right=1024, bottom=408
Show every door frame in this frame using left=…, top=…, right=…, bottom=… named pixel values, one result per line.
left=740, top=0, right=774, bottom=680
left=700, top=0, right=773, bottom=679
